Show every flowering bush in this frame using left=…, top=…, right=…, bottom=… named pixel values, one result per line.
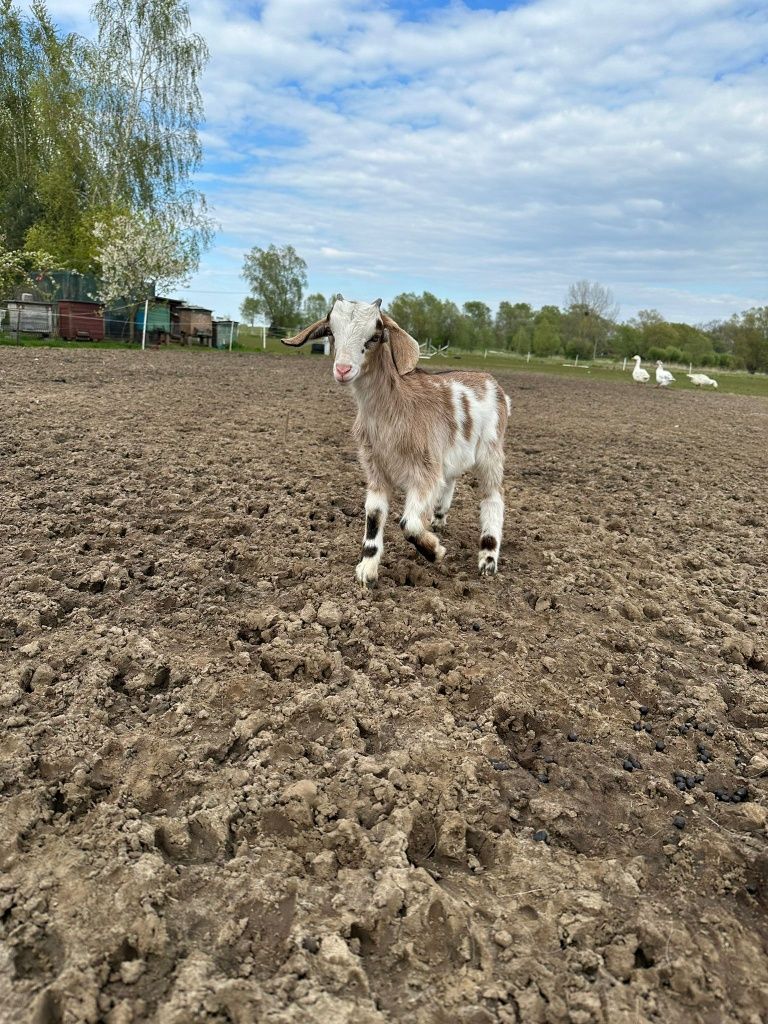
left=93, top=215, right=193, bottom=306
left=0, top=236, right=56, bottom=299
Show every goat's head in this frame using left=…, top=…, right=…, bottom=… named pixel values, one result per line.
left=283, top=298, right=419, bottom=383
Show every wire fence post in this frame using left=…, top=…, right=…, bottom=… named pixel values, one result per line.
left=141, top=299, right=149, bottom=351
left=229, top=321, right=234, bottom=351
left=262, top=325, right=266, bottom=350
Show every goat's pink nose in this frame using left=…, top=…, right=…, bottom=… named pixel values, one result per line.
left=335, top=364, right=352, bottom=378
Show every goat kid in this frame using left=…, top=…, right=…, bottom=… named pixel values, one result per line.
left=283, top=298, right=510, bottom=584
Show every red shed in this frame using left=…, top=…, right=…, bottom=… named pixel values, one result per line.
left=58, top=300, right=105, bottom=341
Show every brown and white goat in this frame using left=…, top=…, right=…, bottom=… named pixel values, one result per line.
left=283, top=298, right=510, bottom=584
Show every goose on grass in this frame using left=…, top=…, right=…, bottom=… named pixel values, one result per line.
left=631, top=355, right=650, bottom=384
left=687, top=373, right=718, bottom=388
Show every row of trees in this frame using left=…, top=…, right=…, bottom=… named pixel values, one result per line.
left=240, top=246, right=768, bottom=372
left=0, top=0, right=211, bottom=330
left=383, top=296, right=767, bottom=371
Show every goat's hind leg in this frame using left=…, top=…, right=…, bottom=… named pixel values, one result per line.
left=431, top=478, right=456, bottom=530
left=400, top=487, right=447, bottom=565
left=356, top=488, right=389, bottom=587
left=476, top=445, right=505, bottom=576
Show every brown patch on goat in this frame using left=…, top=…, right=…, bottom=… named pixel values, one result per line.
left=406, top=534, right=439, bottom=563
left=437, top=383, right=457, bottom=447
left=462, top=374, right=494, bottom=399
left=460, top=393, right=473, bottom=442
left=412, top=368, right=494, bottom=393
left=495, top=385, right=510, bottom=434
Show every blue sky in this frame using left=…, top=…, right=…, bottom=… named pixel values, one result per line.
left=31, top=0, right=768, bottom=323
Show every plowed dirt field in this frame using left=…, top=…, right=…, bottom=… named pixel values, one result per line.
left=1, top=348, right=767, bottom=1024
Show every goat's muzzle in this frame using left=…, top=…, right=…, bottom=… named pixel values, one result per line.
left=334, top=363, right=355, bottom=383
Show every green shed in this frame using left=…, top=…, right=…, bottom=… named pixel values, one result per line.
left=135, top=301, right=171, bottom=342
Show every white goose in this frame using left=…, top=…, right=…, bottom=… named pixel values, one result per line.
left=631, top=355, right=650, bottom=384
left=687, top=373, right=718, bottom=389
left=655, top=361, right=675, bottom=387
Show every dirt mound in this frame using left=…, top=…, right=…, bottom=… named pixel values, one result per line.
left=1, top=349, right=766, bottom=1023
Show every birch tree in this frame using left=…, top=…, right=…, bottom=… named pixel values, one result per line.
left=86, top=0, right=213, bottom=259
left=1, top=0, right=213, bottom=269
left=0, top=1, right=93, bottom=256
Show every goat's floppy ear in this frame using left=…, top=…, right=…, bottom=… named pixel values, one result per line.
left=381, top=313, right=419, bottom=375
left=282, top=314, right=331, bottom=347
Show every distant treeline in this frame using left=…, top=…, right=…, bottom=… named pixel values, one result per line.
left=241, top=253, right=768, bottom=374
left=283, top=289, right=767, bottom=374
left=241, top=254, right=767, bottom=374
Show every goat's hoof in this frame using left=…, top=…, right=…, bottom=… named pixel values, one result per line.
left=355, top=561, right=379, bottom=587
left=431, top=514, right=447, bottom=531
left=406, top=534, right=446, bottom=565
left=478, top=554, right=498, bottom=576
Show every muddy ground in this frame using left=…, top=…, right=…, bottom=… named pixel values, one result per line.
left=0, top=348, right=767, bottom=1024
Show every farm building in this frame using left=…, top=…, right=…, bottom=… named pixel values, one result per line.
left=213, top=319, right=239, bottom=348
left=58, top=300, right=105, bottom=341
left=135, top=300, right=172, bottom=344
left=3, top=271, right=225, bottom=349
left=178, top=305, right=213, bottom=346
left=6, top=297, right=54, bottom=336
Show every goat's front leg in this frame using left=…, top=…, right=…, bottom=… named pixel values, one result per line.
left=355, top=488, right=389, bottom=587
left=400, top=487, right=447, bottom=565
